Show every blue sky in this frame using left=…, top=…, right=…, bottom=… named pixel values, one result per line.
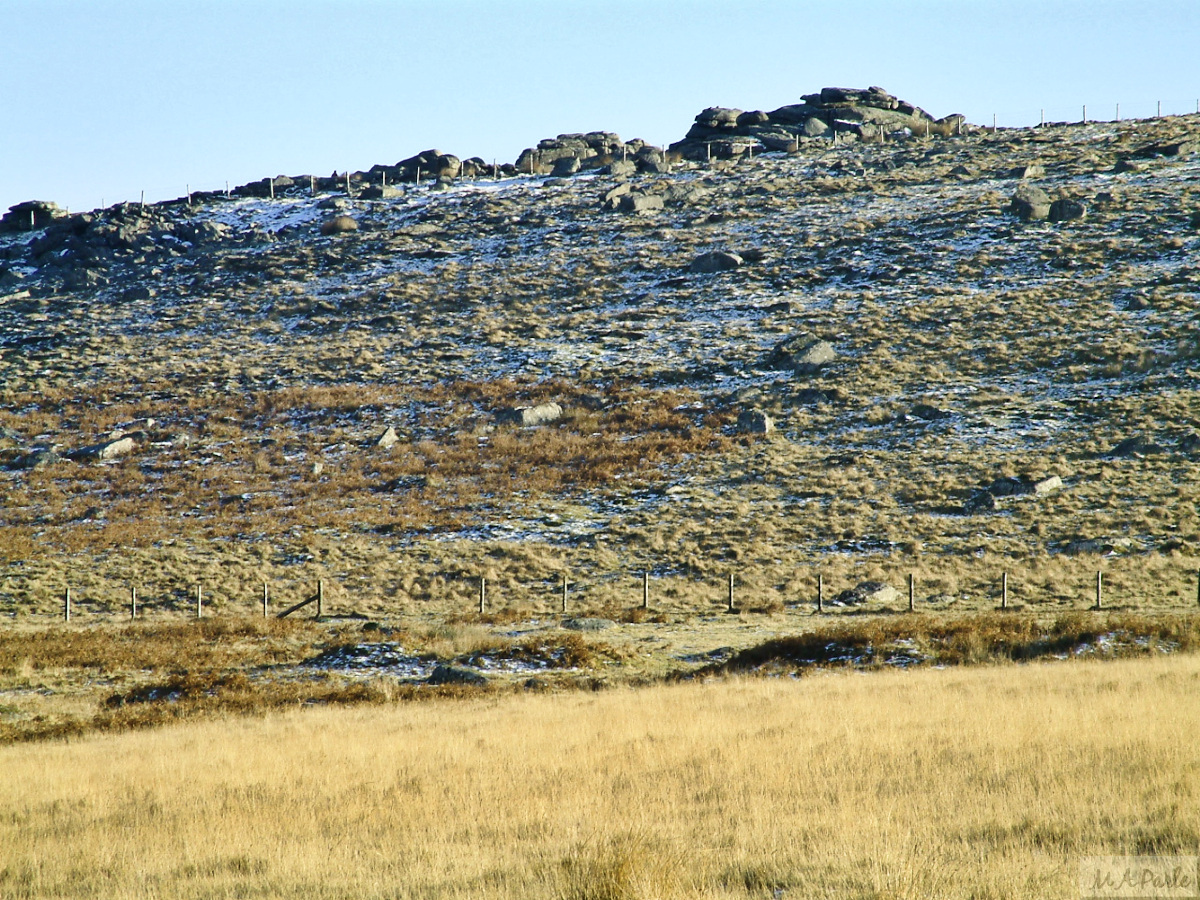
left=2, top=0, right=1197, bottom=214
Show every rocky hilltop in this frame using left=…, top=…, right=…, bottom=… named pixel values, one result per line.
left=0, top=87, right=1198, bottom=619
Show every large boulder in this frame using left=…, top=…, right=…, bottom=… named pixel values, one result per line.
left=1048, top=199, right=1087, bottom=222
left=831, top=581, right=898, bottom=607
left=1, top=201, right=65, bottom=232
left=320, top=215, right=358, bottom=236
left=689, top=251, right=743, bottom=273
left=495, top=403, right=563, bottom=427
left=764, top=336, right=836, bottom=374
left=1010, top=183, right=1051, bottom=221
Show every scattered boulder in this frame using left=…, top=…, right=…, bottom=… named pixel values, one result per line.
left=962, top=491, right=996, bottom=514
left=689, top=251, right=743, bottom=273
left=375, top=426, right=399, bottom=450
left=11, top=448, right=60, bottom=470
left=764, top=336, right=836, bottom=374
left=831, top=581, right=898, bottom=607
left=603, top=159, right=637, bottom=178
left=910, top=404, right=951, bottom=421
left=1010, top=164, right=1045, bottom=179
left=736, top=409, right=774, bottom=435
left=320, top=215, right=358, bottom=235
left=495, top=402, right=563, bottom=427
left=1010, top=183, right=1051, bottom=221
left=988, top=474, right=1062, bottom=497
left=619, top=193, right=664, bottom=215
left=563, top=617, right=616, bottom=631
left=1048, top=198, right=1087, bottom=222
left=427, top=665, right=488, bottom=686
left=359, top=185, right=403, bottom=200
left=1106, top=436, right=1165, bottom=458
left=71, top=436, right=136, bottom=462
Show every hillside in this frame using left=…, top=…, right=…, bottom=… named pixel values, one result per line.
left=1, top=87, right=1199, bottom=626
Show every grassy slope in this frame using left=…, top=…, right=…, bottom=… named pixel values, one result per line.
left=2, top=655, right=1197, bottom=899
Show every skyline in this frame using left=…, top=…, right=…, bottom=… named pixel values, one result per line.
left=2, top=0, right=1199, bottom=215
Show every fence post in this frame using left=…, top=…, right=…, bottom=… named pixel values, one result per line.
left=642, top=571, right=649, bottom=610
left=316, top=579, right=324, bottom=618
left=727, top=572, right=735, bottom=613
left=1095, top=571, right=1103, bottom=610
left=908, top=573, right=914, bottom=612
left=1002, top=572, right=1008, bottom=610
left=817, top=573, right=823, bottom=613
left=64, top=586, right=71, bottom=622
left=1196, top=569, right=1199, bottom=607
left=262, top=582, right=269, bottom=618
left=196, top=584, right=203, bottom=619
left=561, top=574, right=567, bottom=613
left=479, top=576, right=486, bottom=614
left=130, top=586, right=137, bottom=620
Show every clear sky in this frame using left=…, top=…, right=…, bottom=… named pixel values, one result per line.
left=2, top=0, right=1197, bottom=214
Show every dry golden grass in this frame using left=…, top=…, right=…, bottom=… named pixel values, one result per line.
left=1, top=655, right=1197, bottom=898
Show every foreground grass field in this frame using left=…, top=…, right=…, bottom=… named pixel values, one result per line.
left=2, top=654, right=1197, bottom=899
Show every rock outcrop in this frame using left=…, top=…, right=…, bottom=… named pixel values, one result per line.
left=670, top=86, right=964, bottom=160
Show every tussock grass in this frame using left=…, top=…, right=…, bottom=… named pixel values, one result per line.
left=1, top=656, right=1197, bottom=898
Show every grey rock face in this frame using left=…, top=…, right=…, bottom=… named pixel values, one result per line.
left=1010, top=183, right=1051, bottom=221
left=551, top=156, right=581, bottom=177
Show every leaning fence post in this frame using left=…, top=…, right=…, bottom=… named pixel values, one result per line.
left=479, top=576, right=486, bottom=614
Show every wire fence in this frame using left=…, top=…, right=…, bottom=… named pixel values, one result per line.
left=38, top=565, right=1200, bottom=625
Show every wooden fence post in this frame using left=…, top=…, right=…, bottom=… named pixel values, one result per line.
left=1002, top=572, right=1008, bottom=610
left=817, top=573, right=823, bottom=613
left=908, top=573, right=915, bottom=612
left=479, top=576, right=486, bottom=614
left=727, top=572, right=735, bottom=613
left=196, top=584, right=203, bottom=619
left=561, top=574, right=567, bottom=613
left=642, top=571, right=649, bottom=610
left=262, top=582, right=269, bottom=618
left=1196, top=568, right=1199, bottom=607
left=63, top=586, right=71, bottom=623
left=1095, top=571, right=1103, bottom=610
left=316, top=579, right=324, bottom=618
left=130, top=586, right=137, bottom=620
